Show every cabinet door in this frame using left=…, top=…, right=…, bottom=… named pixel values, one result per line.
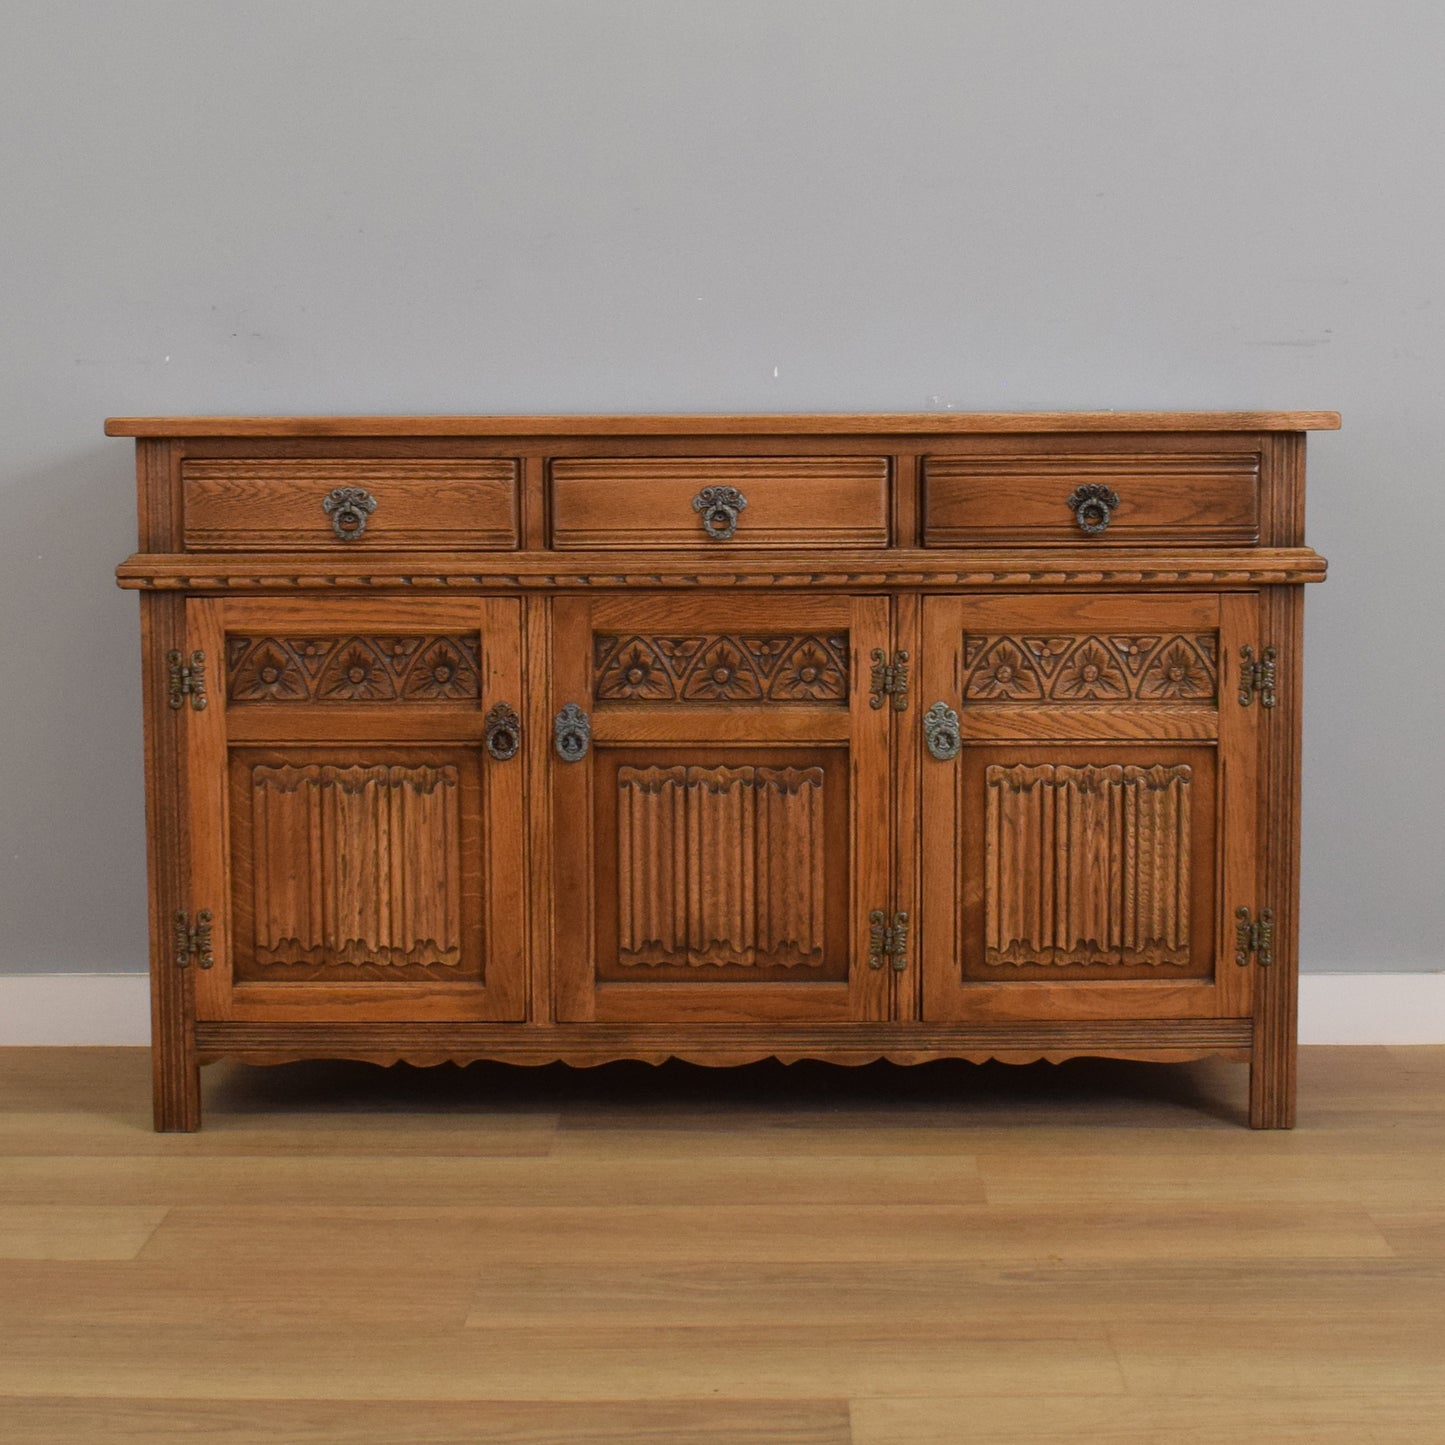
left=184, top=598, right=527, bottom=1022
left=920, top=594, right=1258, bottom=1022
left=552, top=595, right=891, bottom=1023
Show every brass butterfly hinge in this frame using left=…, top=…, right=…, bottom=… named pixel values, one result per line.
left=869, top=649, right=910, bottom=711
left=174, top=909, right=215, bottom=969
left=166, top=650, right=208, bottom=711
left=1238, top=645, right=1277, bottom=708
left=868, top=910, right=910, bottom=972
left=1235, top=906, right=1274, bottom=967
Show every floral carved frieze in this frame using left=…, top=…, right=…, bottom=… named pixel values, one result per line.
left=226, top=635, right=482, bottom=703
left=593, top=633, right=849, bottom=703
left=961, top=633, right=1218, bottom=703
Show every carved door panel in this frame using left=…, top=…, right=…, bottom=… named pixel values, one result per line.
left=552, top=595, right=892, bottom=1023
left=919, top=594, right=1259, bottom=1022
left=183, top=597, right=526, bottom=1022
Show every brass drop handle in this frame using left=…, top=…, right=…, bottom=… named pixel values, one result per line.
left=1067, top=484, right=1120, bottom=536
left=923, top=701, right=961, bottom=760
left=323, top=486, right=377, bottom=541
left=554, top=703, right=591, bottom=762
left=692, top=485, right=747, bottom=541
left=484, top=703, right=521, bottom=761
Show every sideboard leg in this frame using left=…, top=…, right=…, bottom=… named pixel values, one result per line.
left=140, top=591, right=202, bottom=1131
left=1250, top=582, right=1301, bottom=1131
left=151, top=974, right=201, bottom=1132
left=1249, top=1014, right=1297, bottom=1129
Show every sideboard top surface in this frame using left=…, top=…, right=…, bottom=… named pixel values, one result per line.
left=104, top=411, right=1342, bottom=439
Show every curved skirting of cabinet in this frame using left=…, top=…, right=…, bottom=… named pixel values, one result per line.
left=193, top=1020, right=1254, bottom=1067
left=114, top=411, right=1336, bottom=1130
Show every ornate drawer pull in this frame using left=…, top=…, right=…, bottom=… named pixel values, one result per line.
left=923, top=701, right=961, bottom=760
left=554, top=703, right=591, bottom=762
left=484, top=702, right=521, bottom=761
left=322, top=486, right=377, bottom=541
left=692, top=485, right=747, bottom=541
left=1067, top=484, right=1120, bottom=535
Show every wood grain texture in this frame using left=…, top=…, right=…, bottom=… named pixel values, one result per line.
left=1252, top=583, right=1303, bottom=1127
left=115, top=413, right=1329, bottom=1131
left=614, top=765, right=828, bottom=969
left=982, top=762, right=1194, bottom=969
left=0, top=1204, right=169, bottom=1260
left=226, top=633, right=482, bottom=704
left=105, top=411, right=1343, bottom=437
left=961, top=631, right=1217, bottom=702
left=923, top=446, right=1261, bottom=546
left=138, top=591, right=198, bottom=1131
left=238, top=759, right=470, bottom=976
left=115, top=545, right=1331, bottom=591
left=182, top=457, right=521, bottom=551
left=550, top=456, right=890, bottom=548
left=186, top=1019, right=1253, bottom=1067
left=2, top=1045, right=1442, bottom=1442
left=0, top=1399, right=852, bottom=1444
left=594, top=633, right=849, bottom=704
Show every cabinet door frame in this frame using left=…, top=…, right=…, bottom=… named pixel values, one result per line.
left=551, top=592, right=892, bottom=1024
left=919, top=591, right=1259, bottom=1022
left=185, top=595, right=527, bottom=1022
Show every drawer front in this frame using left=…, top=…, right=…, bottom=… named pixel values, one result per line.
left=923, top=447, right=1260, bottom=545
left=549, top=457, right=891, bottom=549
left=182, top=458, right=521, bottom=551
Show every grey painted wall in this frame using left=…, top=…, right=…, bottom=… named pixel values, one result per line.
left=1, top=1, right=1439, bottom=977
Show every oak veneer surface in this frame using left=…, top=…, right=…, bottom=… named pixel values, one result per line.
left=0, top=1046, right=1441, bottom=1444
left=105, top=410, right=1342, bottom=436
left=115, top=411, right=1333, bottom=1132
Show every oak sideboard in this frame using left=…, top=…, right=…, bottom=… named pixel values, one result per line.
left=112, top=410, right=1336, bottom=1130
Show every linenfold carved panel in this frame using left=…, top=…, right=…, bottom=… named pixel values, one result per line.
left=617, top=765, right=826, bottom=967
left=594, top=634, right=849, bottom=703
left=984, top=763, right=1193, bottom=967
left=248, top=763, right=463, bottom=973
left=962, top=634, right=1217, bottom=703
left=227, top=635, right=481, bottom=703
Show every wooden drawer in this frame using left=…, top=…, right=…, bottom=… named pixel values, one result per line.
left=923, top=443, right=1261, bottom=545
left=182, top=458, right=521, bottom=550
left=549, top=457, right=890, bottom=548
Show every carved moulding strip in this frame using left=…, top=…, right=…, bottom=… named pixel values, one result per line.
left=114, top=547, right=1332, bottom=592
left=962, top=633, right=1218, bottom=703
left=594, top=633, right=849, bottom=703
left=617, top=764, right=827, bottom=967
left=226, top=634, right=481, bottom=703
left=984, top=762, right=1193, bottom=968
left=247, top=763, right=462, bottom=973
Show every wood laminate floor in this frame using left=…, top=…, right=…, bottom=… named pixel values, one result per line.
left=0, top=1046, right=1442, bottom=1443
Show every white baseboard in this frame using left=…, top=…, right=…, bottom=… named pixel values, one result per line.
left=0, top=972, right=1442, bottom=1047
left=0, top=974, right=153, bottom=1046
left=1297, top=971, right=1445, bottom=1045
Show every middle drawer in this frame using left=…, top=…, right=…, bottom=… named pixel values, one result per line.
left=549, top=456, right=891, bottom=549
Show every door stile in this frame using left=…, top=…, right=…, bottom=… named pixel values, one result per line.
left=919, top=596, right=966, bottom=1023
left=476, top=597, right=528, bottom=1019
left=522, top=593, right=554, bottom=1024
left=848, top=595, right=893, bottom=1022
left=184, top=597, right=234, bottom=1020
left=551, top=597, right=597, bottom=1022
left=1217, top=593, right=1261, bottom=1018
left=889, top=592, right=924, bottom=1021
